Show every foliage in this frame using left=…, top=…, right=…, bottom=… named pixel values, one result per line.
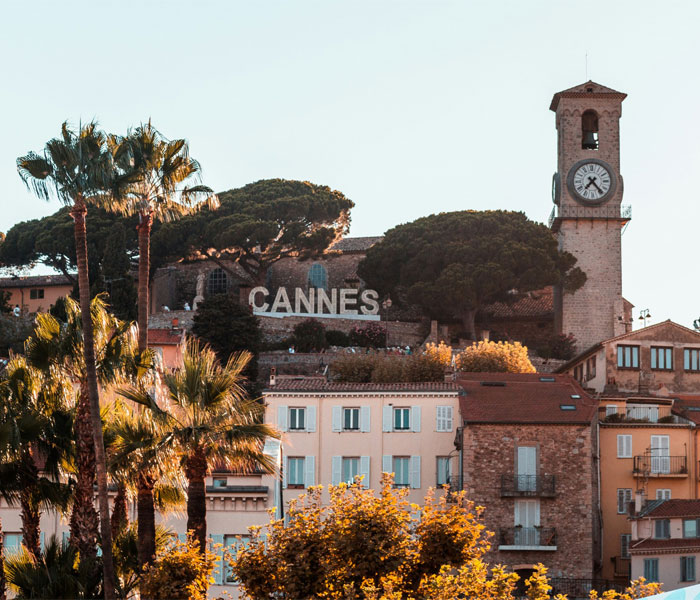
left=423, top=342, right=453, bottom=366
left=0, top=291, right=10, bottom=313
left=98, top=224, right=137, bottom=321
left=331, top=353, right=445, bottom=383
left=349, top=322, right=387, bottom=348
left=0, top=314, right=34, bottom=355
left=138, top=536, right=216, bottom=600
left=456, top=340, right=536, bottom=373
left=291, top=318, right=328, bottom=352
left=326, top=329, right=351, bottom=347
left=150, top=178, right=354, bottom=280
left=358, top=210, right=586, bottom=339
left=534, top=333, right=577, bottom=361
left=4, top=536, right=102, bottom=599
left=191, top=293, right=261, bottom=381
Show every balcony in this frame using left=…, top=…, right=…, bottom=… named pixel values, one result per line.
left=548, top=578, right=626, bottom=599
left=611, top=555, right=631, bottom=579
left=501, top=474, right=556, bottom=498
left=599, top=405, right=680, bottom=424
left=633, top=455, right=688, bottom=477
left=498, top=527, right=557, bottom=550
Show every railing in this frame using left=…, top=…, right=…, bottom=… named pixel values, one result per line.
left=599, top=405, right=679, bottom=424
left=499, top=527, right=556, bottom=548
left=633, top=455, right=688, bottom=476
left=501, top=474, right=556, bottom=497
left=612, top=555, right=631, bottom=578
left=548, top=578, right=626, bottom=599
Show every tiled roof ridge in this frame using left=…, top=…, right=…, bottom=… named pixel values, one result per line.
left=265, top=380, right=462, bottom=392
left=0, top=273, right=75, bottom=287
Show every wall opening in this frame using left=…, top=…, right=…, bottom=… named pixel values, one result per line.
left=582, top=110, right=599, bottom=150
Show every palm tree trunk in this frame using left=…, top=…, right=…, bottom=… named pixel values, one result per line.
left=110, top=483, right=128, bottom=540
left=185, top=449, right=208, bottom=554
left=137, top=472, right=157, bottom=570
left=69, top=383, right=99, bottom=561
left=70, top=198, right=117, bottom=600
left=19, top=456, right=40, bottom=559
left=137, top=211, right=152, bottom=353
left=0, top=516, right=6, bottom=600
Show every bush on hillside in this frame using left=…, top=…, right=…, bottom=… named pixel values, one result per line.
left=349, top=322, right=386, bottom=348
left=331, top=353, right=444, bottom=383
left=291, top=319, right=328, bottom=352
left=455, top=340, right=535, bottom=373
left=325, top=329, right=350, bottom=347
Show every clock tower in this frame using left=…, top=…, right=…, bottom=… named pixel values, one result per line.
left=550, top=81, right=631, bottom=352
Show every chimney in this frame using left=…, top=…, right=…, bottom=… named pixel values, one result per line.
left=269, top=366, right=277, bottom=387
left=480, top=329, right=490, bottom=342
left=634, top=489, right=645, bottom=515
left=171, top=317, right=179, bottom=329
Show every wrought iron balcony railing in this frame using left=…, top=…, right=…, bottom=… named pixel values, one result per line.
left=501, top=474, right=556, bottom=497
left=548, top=578, right=626, bottom=599
left=633, top=455, right=688, bottom=476
left=498, top=527, right=556, bottom=548
left=612, top=555, right=631, bottom=578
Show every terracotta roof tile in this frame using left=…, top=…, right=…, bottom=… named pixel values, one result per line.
left=481, top=287, right=554, bottom=319
left=266, top=379, right=461, bottom=393
left=641, top=499, right=700, bottom=519
left=0, top=274, right=74, bottom=288
left=631, top=537, right=700, bottom=553
left=669, top=396, right=700, bottom=425
left=457, top=373, right=596, bottom=424
left=329, top=236, right=384, bottom=253
left=147, top=328, right=184, bottom=345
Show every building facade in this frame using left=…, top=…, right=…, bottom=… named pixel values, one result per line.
left=0, top=274, right=73, bottom=315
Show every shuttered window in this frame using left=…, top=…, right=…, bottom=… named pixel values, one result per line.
left=617, top=488, right=632, bottom=514
left=344, top=408, right=360, bottom=431
left=394, top=457, right=410, bottom=486
left=681, top=556, right=696, bottom=582
left=620, top=534, right=631, bottom=559
left=437, top=456, right=451, bottom=486
left=436, top=406, right=453, bottom=432
left=644, top=558, right=659, bottom=582
left=654, top=519, right=670, bottom=539
left=617, top=435, right=632, bottom=458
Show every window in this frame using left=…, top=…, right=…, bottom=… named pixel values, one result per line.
left=436, top=406, right=453, bottom=432
left=308, top=263, right=327, bottom=290
left=581, top=110, right=599, bottom=150
left=620, top=534, right=631, bottom=559
left=586, top=356, right=597, bottom=380
left=681, top=556, right=696, bottom=582
left=207, top=268, right=228, bottom=295
left=617, top=435, right=632, bottom=458
left=344, top=408, right=359, bottom=431
left=212, top=477, right=227, bottom=489
left=3, top=533, right=22, bottom=554
left=437, top=456, right=451, bottom=486
left=656, top=489, right=671, bottom=501
left=684, top=519, right=699, bottom=538
left=654, top=519, right=670, bottom=539
left=651, top=347, right=673, bottom=370
left=289, top=407, right=306, bottom=431
left=574, top=364, right=584, bottom=381
left=393, top=407, right=410, bottom=430
left=684, top=349, right=700, bottom=372
left=223, top=535, right=250, bottom=583
left=644, top=558, right=659, bottom=582
left=617, top=488, right=632, bottom=514
left=287, top=457, right=305, bottom=487
left=29, top=288, right=44, bottom=300
left=606, top=405, right=618, bottom=417
left=393, top=457, right=410, bottom=487
left=617, top=345, right=640, bottom=369
left=342, top=457, right=360, bottom=484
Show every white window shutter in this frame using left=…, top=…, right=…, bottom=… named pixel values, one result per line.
left=445, top=406, right=453, bottom=432
left=410, top=455, right=421, bottom=489
left=304, top=456, right=315, bottom=488
left=210, top=534, right=225, bottom=584
left=331, top=456, right=342, bottom=485
left=360, top=406, right=371, bottom=432
left=306, top=406, right=316, bottom=432
left=626, top=436, right=632, bottom=458
left=436, top=406, right=443, bottom=431
left=382, top=406, right=392, bottom=432
left=283, top=456, right=288, bottom=489
left=332, top=406, right=342, bottom=432
left=360, top=456, right=370, bottom=485
left=382, top=455, right=392, bottom=475
left=278, top=406, right=288, bottom=432
left=617, top=435, right=624, bottom=457
left=411, top=406, right=421, bottom=432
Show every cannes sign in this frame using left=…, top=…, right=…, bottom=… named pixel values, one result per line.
left=249, top=287, right=380, bottom=320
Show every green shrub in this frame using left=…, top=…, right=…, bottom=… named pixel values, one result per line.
left=330, top=354, right=375, bottom=382
left=291, top=319, right=328, bottom=352
left=349, top=322, right=387, bottom=348
left=332, top=354, right=444, bottom=383
left=325, top=329, right=350, bottom=347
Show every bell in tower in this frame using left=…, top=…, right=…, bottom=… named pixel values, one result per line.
left=581, top=110, right=599, bottom=150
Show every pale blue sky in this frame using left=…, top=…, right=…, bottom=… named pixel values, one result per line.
left=2, top=0, right=699, bottom=328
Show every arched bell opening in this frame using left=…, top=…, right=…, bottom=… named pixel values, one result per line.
left=582, top=110, right=599, bottom=150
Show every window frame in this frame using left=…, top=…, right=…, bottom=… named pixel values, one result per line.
left=682, top=556, right=697, bottom=582
left=342, top=457, right=360, bottom=484
left=393, top=407, right=411, bottom=431
left=287, top=457, right=306, bottom=488
left=684, top=348, right=700, bottom=372
left=289, top=407, right=306, bottom=431
left=343, top=407, right=360, bottom=431
left=617, top=345, right=640, bottom=369
left=656, top=489, right=671, bottom=500
left=436, top=456, right=451, bottom=486
left=393, top=456, right=410, bottom=487
left=644, top=558, right=659, bottom=582
left=654, top=519, right=671, bottom=539
left=29, top=288, right=44, bottom=300
left=620, top=534, right=631, bottom=559
left=617, top=434, right=632, bottom=458
left=684, top=519, right=699, bottom=538
left=212, top=477, right=228, bottom=489
left=617, top=488, right=632, bottom=514
left=223, top=534, right=250, bottom=583
left=651, top=346, right=674, bottom=371
left=207, top=268, right=229, bottom=296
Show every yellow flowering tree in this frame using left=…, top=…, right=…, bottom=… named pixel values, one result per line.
left=456, top=340, right=536, bottom=373
left=423, top=342, right=453, bottom=366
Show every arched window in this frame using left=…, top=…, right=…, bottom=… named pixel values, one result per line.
left=207, top=268, right=228, bottom=295
left=307, top=263, right=327, bottom=290
left=582, top=110, right=599, bottom=150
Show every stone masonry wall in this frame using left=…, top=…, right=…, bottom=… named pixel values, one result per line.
left=462, top=423, right=596, bottom=579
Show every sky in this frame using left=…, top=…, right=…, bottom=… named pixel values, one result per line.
left=1, top=0, right=699, bottom=329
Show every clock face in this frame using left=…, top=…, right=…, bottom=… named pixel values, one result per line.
left=566, top=159, right=616, bottom=204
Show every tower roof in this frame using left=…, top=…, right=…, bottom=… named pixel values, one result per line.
left=550, top=80, right=627, bottom=111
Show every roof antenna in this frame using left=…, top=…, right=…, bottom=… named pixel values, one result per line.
left=585, top=52, right=589, bottom=81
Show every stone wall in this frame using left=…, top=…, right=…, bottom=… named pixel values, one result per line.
left=461, top=422, right=597, bottom=579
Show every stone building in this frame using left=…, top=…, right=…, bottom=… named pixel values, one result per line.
left=457, top=372, right=600, bottom=591
left=549, top=81, right=631, bottom=352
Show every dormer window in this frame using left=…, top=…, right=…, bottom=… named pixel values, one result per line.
left=582, top=110, right=599, bottom=150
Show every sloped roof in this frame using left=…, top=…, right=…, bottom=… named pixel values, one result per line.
left=670, top=395, right=700, bottom=425
left=631, top=537, right=700, bottom=554
left=482, top=287, right=553, bottom=319
left=265, top=379, right=461, bottom=393
left=0, top=274, right=74, bottom=288
left=640, top=499, right=700, bottom=519
left=550, top=80, right=627, bottom=111
left=457, top=373, right=596, bottom=424
left=148, top=328, right=184, bottom=346
left=329, top=236, right=384, bottom=253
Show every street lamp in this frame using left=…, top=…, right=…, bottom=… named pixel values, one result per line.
left=638, top=308, right=652, bottom=328
left=382, top=296, right=392, bottom=348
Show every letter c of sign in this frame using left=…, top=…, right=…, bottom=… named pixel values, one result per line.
left=249, top=287, right=269, bottom=311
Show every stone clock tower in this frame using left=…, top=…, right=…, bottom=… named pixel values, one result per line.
left=550, top=81, right=631, bottom=352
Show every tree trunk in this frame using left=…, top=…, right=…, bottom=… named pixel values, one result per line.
left=137, top=212, right=152, bottom=353
left=184, top=449, right=208, bottom=554
left=69, top=383, right=99, bottom=561
left=70, top=199, right=117, bottom=600
left=110, top=483, right=128, bottom=541
left=19, top=455, right=40, bottom=559
left=0, top=516, right=6, bottom=600
left=137, top=472, right=156, bottom=570
left=461, top=308, right=478, bottom=342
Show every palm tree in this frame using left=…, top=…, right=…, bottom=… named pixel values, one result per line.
left=24, top=295, right=150, bottom=587
left=0, top=358, right=74, bottom=559
left=120, top=338, right=279, bottom=554
left=108, top=122, right=217, bottom=352
left=17, top=122, right=119, bottom=600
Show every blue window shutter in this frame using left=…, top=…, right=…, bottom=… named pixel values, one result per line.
left=411, top=406, right=421, bottom=432
left=307, top=406, right=317, bottom=432
left=332, top=406, right=342, bottom=432
left=382, top=406, right=392, bottom=432
left=331, top=456, right=342, bottom=485
left=283, top=456, right=288, bottom=489
left=211, top=534, right=224, bottom=585
left=360, top=456, right=371, bottom=486
left=382, top=455, right=392, bottom=475
left=410, top=456, right=421, bottom=489
left=304, top=456, right=315, bottom=488
left=360, top=406, right=371, bottom=432
left=278, top=406, right=288, bottom=432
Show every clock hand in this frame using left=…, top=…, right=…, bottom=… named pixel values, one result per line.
left=586, top=176, right=603, bottom=193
